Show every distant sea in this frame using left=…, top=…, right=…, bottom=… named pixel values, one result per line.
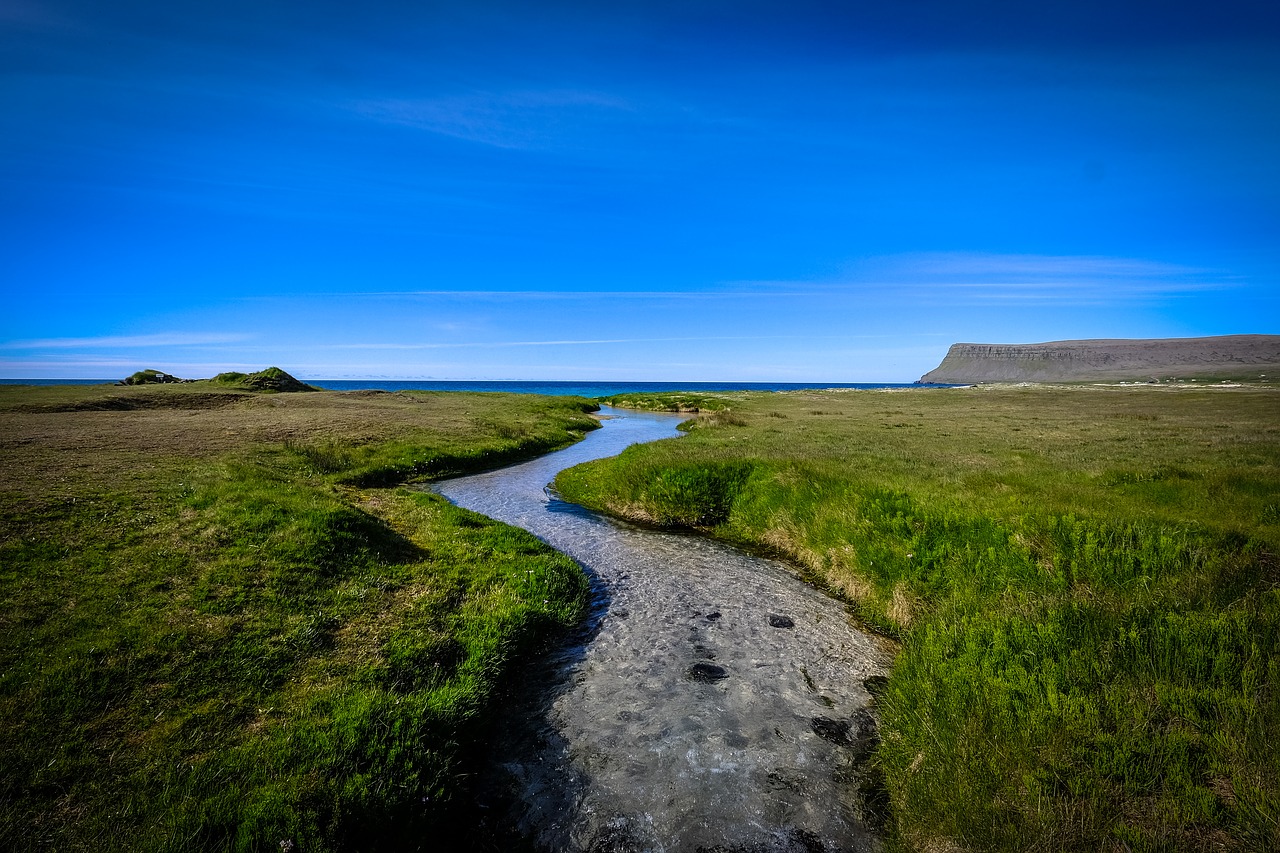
left=1, top=379, right=938, bottom=395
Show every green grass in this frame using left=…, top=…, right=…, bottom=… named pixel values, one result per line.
left=596, top=391, right=732, bottom=413
left=0, top=385, right=599, bottom=851
left=555, top=385, right=1280, bottom=852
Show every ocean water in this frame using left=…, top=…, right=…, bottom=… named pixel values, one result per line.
left=312, top=379, right=927, bottom=396
left=1, top=378, right=934, bottom=395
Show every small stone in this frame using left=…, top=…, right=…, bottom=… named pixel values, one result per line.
left=768, top=614, right=794, bottom=628
left=687, top=662, right=729, bottom=682
left=704, top=611, right=722, bottom=621
left=850, top=708, right=877, bottom=738
left=811, top=711, right=881, bottom=758
left=810, top=716, right=853, bottom=746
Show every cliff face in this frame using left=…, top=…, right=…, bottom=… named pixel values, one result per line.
left=918, top=335, right=1280, bottom=384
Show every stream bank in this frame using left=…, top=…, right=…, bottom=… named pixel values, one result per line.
left=433, top=408, right=891, bottom=852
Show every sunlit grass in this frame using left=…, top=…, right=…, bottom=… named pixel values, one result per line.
left=0, top=385, right=598, bottom=851
left=557, top=385, right=1280, bottom=852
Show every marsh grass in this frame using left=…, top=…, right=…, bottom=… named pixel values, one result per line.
left=557, top=385, right=1280, bottom=852
left=0, top=386, right=599, bottom=851
left=596, top=392, right=731, bottom=413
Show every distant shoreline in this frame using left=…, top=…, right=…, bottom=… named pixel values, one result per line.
left=0, top=378, right=949, bottom=396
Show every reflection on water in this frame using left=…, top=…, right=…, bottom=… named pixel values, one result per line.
left=434, top=408, right=890, bottom=852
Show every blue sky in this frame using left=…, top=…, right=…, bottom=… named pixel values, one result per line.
left=2, top=0, right=1277, bottom=381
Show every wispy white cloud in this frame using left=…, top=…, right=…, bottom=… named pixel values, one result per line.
left=271, top=255, right=1228, bottom=308
left=886, top=253, right=1206, bottom=280
left=737, top=253, right=1235, bottom=305
left=326, top=288, right=828, bottom=301
left=335, top=333, right=926, bottom=350
left=350, top=89, right=631, bottom=149
left=2, top=332, right=250, bottom=349
left=338, top=337, right=647, bottom=350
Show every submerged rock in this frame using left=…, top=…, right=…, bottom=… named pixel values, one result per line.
left=687, top=662, right=730, bottom=682
left=810, top=716, right=853, bottom=746
left=811, top=711, right=880, bottom=759
left=848, top=708, right=880, bottom=760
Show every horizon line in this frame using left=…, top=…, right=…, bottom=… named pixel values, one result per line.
left=0, top=376, right=926, bottom=385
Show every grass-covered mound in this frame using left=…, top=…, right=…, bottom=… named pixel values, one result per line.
left=120, top=368, right=185, bottom=385
left=555, top=386, right=1280, bottom=852
left=118, top=366, right=318, bottom=392
left=0, top=386, right=600, bottom=851
left=210, top=367, right=318, bottom=393
left=14, top=368, right=318, bottom=414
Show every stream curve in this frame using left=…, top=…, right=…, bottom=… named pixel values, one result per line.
left=433, top=407, right=891, bottom=852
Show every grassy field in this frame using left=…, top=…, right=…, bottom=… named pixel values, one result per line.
left=556, top=384, right=1280, bottom=852
left=0, top=381, right=600, bottom=851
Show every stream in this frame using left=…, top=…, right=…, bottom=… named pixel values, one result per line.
left=433, top=407, right=892, bottom=852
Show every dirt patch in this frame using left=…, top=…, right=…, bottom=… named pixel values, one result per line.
left=17, top=392, right=250, bottom=413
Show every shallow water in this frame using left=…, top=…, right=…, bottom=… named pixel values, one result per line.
left=433, top=408, right=891, bottom=852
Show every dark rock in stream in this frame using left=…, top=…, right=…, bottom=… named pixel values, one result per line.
left=848, top=708, right=880, bottom=760
left=811, top=711, right=880, bottom=759
left=850, top=708, right=877, bottom=738
left=810, top=716, right=853, bottom=746
left=687, top=662, right=730, bottom=682
left=768, top=614, right=795, bottom=628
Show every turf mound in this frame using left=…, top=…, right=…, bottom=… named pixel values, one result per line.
left=214, top=367, right=317, bottom=392
left=118, top=369, right=185, bottom=385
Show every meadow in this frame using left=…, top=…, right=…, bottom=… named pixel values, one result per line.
left=0, top=381, right=600, bottom=851
left=557, top=384, right=1280, bottom=852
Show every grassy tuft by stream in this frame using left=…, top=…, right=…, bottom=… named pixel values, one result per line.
left=558, top=385, right=1280, bottom=852
left=0, top=384, right=599, bottom=851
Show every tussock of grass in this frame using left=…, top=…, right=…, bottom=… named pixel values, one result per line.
left=556, top=386, right=1280, bottom=852
left=0, top=386, right=598, bottom=851
left=596, top=392, right=732, bottom=413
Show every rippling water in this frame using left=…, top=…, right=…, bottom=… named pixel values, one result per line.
left=433, top=408, right=891, bottom=852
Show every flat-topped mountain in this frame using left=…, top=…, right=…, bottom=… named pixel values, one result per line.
left=918, top=335, right=1280, bottom=384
